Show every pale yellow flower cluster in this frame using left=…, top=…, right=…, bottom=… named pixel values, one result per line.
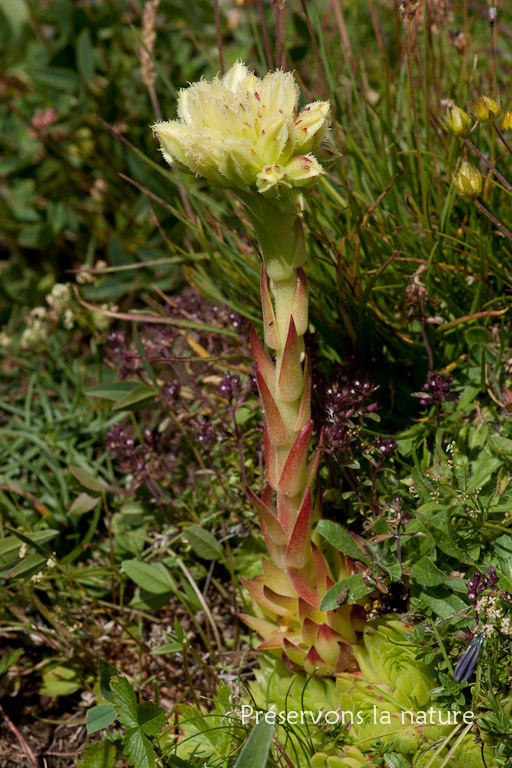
left=152, top=62, right=335, bottom=214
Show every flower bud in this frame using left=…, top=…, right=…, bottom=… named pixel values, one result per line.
left=283, top=154, right=324, bottom=188
left=453, top=161, right=482, bottom=199
left=503, top=111, right=512, bottom=131
left=444, top=105, right=472, bottom=137
left=256, top=163, right=289, bottom=197
left=294, top=101, right=330, bottom=154
left=471, top=93, right=503, bottom=123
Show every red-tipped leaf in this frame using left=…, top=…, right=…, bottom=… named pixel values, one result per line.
left=256, top=368, right=288, bottom=446
left=277, top=317, right=303, bottom=402
left=277, top=420, right=313, bottom=496
left=285, top=489, right=313, bottom=568
left=250, top=325, right=275, bottom=391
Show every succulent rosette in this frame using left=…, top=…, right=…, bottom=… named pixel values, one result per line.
left=249, top=621, right=494, bottom=768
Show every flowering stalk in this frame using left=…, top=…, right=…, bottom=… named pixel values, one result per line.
left=153, top=62, right=364, bottom=675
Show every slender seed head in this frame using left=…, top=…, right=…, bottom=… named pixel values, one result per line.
left=471, top=93, right=503, bottom=123
left=453, top=161, right=482, bottom=199
left=444, top=105, right=472, bottom=137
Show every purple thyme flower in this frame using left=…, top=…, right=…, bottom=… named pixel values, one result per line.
left=375, top=434, right=397, bottom=458
left=216, top=371, right=242, bottom=404
left=412, top=371, right=456, bottom=407
left=162, top=380, right=181, bottom=404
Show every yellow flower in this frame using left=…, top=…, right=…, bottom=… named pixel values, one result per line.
left=152, top=61, right=335, bottom=215
left=453, top=160, right=482, bottom=199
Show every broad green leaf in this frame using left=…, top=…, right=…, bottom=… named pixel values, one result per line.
left=122, top=560, right=177, bottom=594
left=411, top=556, right=447, bottom=587
left=320, top=573, right=373, bottom=611
left=123, top=727, right=155, bottom=768
left=129, top=590, right=174, bottom=611
left=7, top=552, right=47, bottom=578
left=112, top=385, right=156, bottom=412
left=465, top=326, right=492, bottom=346
left=40, top=663, right=82, bottom=696
left=78, top=742, right=116, bottom=768
left=86, top=381, right=142, bottom=401
left=151, top=640, right=183, bottom=655
left=77, top=27, right=94, bottom=82
left=111, top=676, right=138, bottom=729
left=137, top=700, right=166, bottom=736
left=184, top=526, right=222, bottom=560
left=100, top=659, right=118, bottom=703
left=70, top=465, right=107, bottom=493
left=467, top=456, right=502, bottom=493
left=0, top=648, right=23, bottom=677
left=167, top=756, right=194, bottom=768
left=0, top=529, right=58, bottom=560
left=495, top=535, right=512, bottom=590
left=420, top=589, right=468, bottom=620
left=233, top=718, right=274, bottom=768
left=32, top=67, right=79, bottom=91
left=86, top=704, right=118, bottom=733
left=0, top=0, right=29, bottom=37
left=68, top=492, right=100, bottom=516
left=314, top=520, right=371, bottom=565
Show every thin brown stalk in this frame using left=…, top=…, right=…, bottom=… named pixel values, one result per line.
left=273, top=1, right=284, bottom=70
left=489, top=6, right=497, bottom=94
left=0, top=703, right=39, bottom=767
left=463, top=136, right=512, bottom=195
left=256, top=0, right=273, bottom=71
left=474, top=199, right=512, bottom=243
left=213, top=0, right=225, bottom=75
left=404, top=14, right=428, bottom=229
left=493, top=123, right=512, bottom=161
left=102, top=491, right=116, bottom=605
left=367, top=0, right=390, bottom=101
left=332, top=0, right=355, bottom=76
left=300, top=0, right=330, bottom=98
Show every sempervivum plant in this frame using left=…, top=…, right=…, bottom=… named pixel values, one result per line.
left=249, top=621, right=493, bottom=768
left=153, top=62, right=365, bottom=675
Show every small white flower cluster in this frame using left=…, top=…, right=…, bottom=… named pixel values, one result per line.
left=21, top=307, right=50, bottom=348
left=0, top=330, right=10, bottom=348
left=476, top=594, right=512, bottom=635
left=92, top=302, right=119, bottom=333
left=76, top=260, right=107, bottom=287
left=46, top=282, right=71, bottom=314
